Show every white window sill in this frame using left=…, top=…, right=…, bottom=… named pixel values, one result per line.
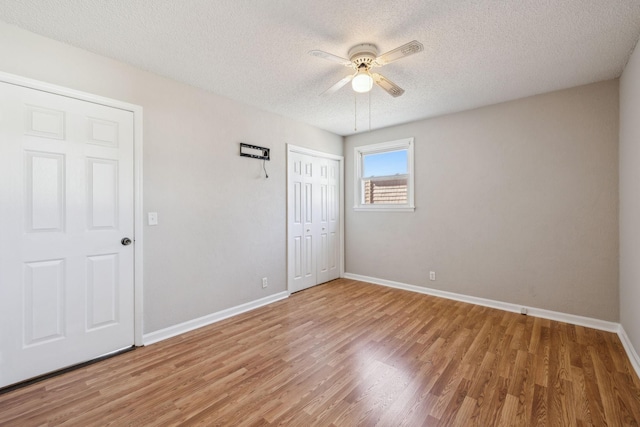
left=353, top=206, right=415, bottom=212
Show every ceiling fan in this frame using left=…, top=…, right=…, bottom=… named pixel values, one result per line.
left=309, top=40, right=424, bottom=98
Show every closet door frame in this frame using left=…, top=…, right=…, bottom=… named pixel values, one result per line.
left=286, top=144, right=344, bottom=293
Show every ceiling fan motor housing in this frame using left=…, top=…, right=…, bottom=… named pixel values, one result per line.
left=348, top=43, right=378, bottom=69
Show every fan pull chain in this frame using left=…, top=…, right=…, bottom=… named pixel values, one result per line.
left=368, top=90, right=371, bottom=132
left=354, top=92, right=357, bottom=132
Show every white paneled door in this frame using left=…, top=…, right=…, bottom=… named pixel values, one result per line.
left=316, top=157, right=340, bottom=285
left=288, top=149, right=340, bottom=293
left=0, top=81, right=135, bottom=388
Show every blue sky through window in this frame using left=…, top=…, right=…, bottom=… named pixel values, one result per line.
left=363, top=149, right=408, bottom=177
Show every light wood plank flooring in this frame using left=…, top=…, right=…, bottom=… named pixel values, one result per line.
left=1, top=278, right=639, bottom=426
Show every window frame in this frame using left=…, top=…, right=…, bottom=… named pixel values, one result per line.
left=353, top=137, right=415, bottom=212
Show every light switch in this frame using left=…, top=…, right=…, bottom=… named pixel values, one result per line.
left=148, top=212, right=158, bottom=226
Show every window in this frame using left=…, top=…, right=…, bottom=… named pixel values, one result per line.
left=354, top=137, right=414, bottom=211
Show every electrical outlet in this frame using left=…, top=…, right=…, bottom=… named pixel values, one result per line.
left=429, top=271, right=436, bottom=281
left=262, top=277, right=268, bottom=288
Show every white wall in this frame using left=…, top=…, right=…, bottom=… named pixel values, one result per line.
left=345, top=81, right=619, bottom=321
left=620, top=40, right=640, bottom=355
left=0, top=22, right=343, bottom=333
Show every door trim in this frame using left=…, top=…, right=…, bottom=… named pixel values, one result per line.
left=286, top=144, right=344, bottom=293
left=0, top=71, right=145, bottom=346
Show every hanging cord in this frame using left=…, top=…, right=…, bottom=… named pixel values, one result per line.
left=263, top=158, right=269, bottom=178
left=354, top=92, right=358, bottom=132
left=368, top=90, right=371, bottom=132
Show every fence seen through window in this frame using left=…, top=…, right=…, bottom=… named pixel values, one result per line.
left=362, top=177, right=408, bottom=204
left=362, top=148, right=408, bottom=205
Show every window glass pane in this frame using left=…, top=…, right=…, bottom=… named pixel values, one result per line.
left=362, top=176, right=408, bottom=205
left=363, top=149, right=407, bottom=177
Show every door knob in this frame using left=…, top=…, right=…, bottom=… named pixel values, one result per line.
left=121, top=237, right=132, bottom=246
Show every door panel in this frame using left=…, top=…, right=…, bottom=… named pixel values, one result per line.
left=0, top=81, right=135, bottom=388
left=25, top=151, right=65, bottom=232
left=87, top=159, right=118, bottom=229
left=293, top=237, right=302, bottom=280
left=25, top=105, right=65, bottom=139
left=24, top=259, right=65, bottom=346
left=304, top=235, right=314, bottom=278
left=86, top=253, right=119, bottom=330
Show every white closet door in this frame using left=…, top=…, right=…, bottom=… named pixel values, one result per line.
left=288, top=150, right=341, bottom=292
left=317, top=159, right=340, bottom=283
left=0, top=81, right=135, bottom=388
left=316, top=158, right=330, bottom=284
left=288, top=152, right=317, bottom=292
left=326, top=159, right=340, bottom=281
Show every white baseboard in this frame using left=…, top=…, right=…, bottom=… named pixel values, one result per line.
left=343, top=273, right=619, bottom=332
left=143, top=291, right=289, bottom=345
left=618, top=325, right=640, bottom=378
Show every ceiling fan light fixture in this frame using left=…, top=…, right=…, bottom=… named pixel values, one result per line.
left=352, top=69, right=373, bottom=93
left=311, top=40, right=423, bottom=97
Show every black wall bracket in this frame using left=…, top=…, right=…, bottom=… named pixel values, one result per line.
left=240, top=143, right=270, bottom=161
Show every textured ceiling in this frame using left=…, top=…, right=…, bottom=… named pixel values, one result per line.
left=1, top=0, right=639, bottom=136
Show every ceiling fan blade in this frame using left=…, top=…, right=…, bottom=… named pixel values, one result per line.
left=373, top=40, right=424, bottom=66
left=321, top=74, right=355, bottom=96
left=308, top=50, right=352, bottom=66
left=372, top=73, right=405, bottom=97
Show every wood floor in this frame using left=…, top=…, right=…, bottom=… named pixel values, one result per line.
left=1, top=278, right=639, bottom=426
